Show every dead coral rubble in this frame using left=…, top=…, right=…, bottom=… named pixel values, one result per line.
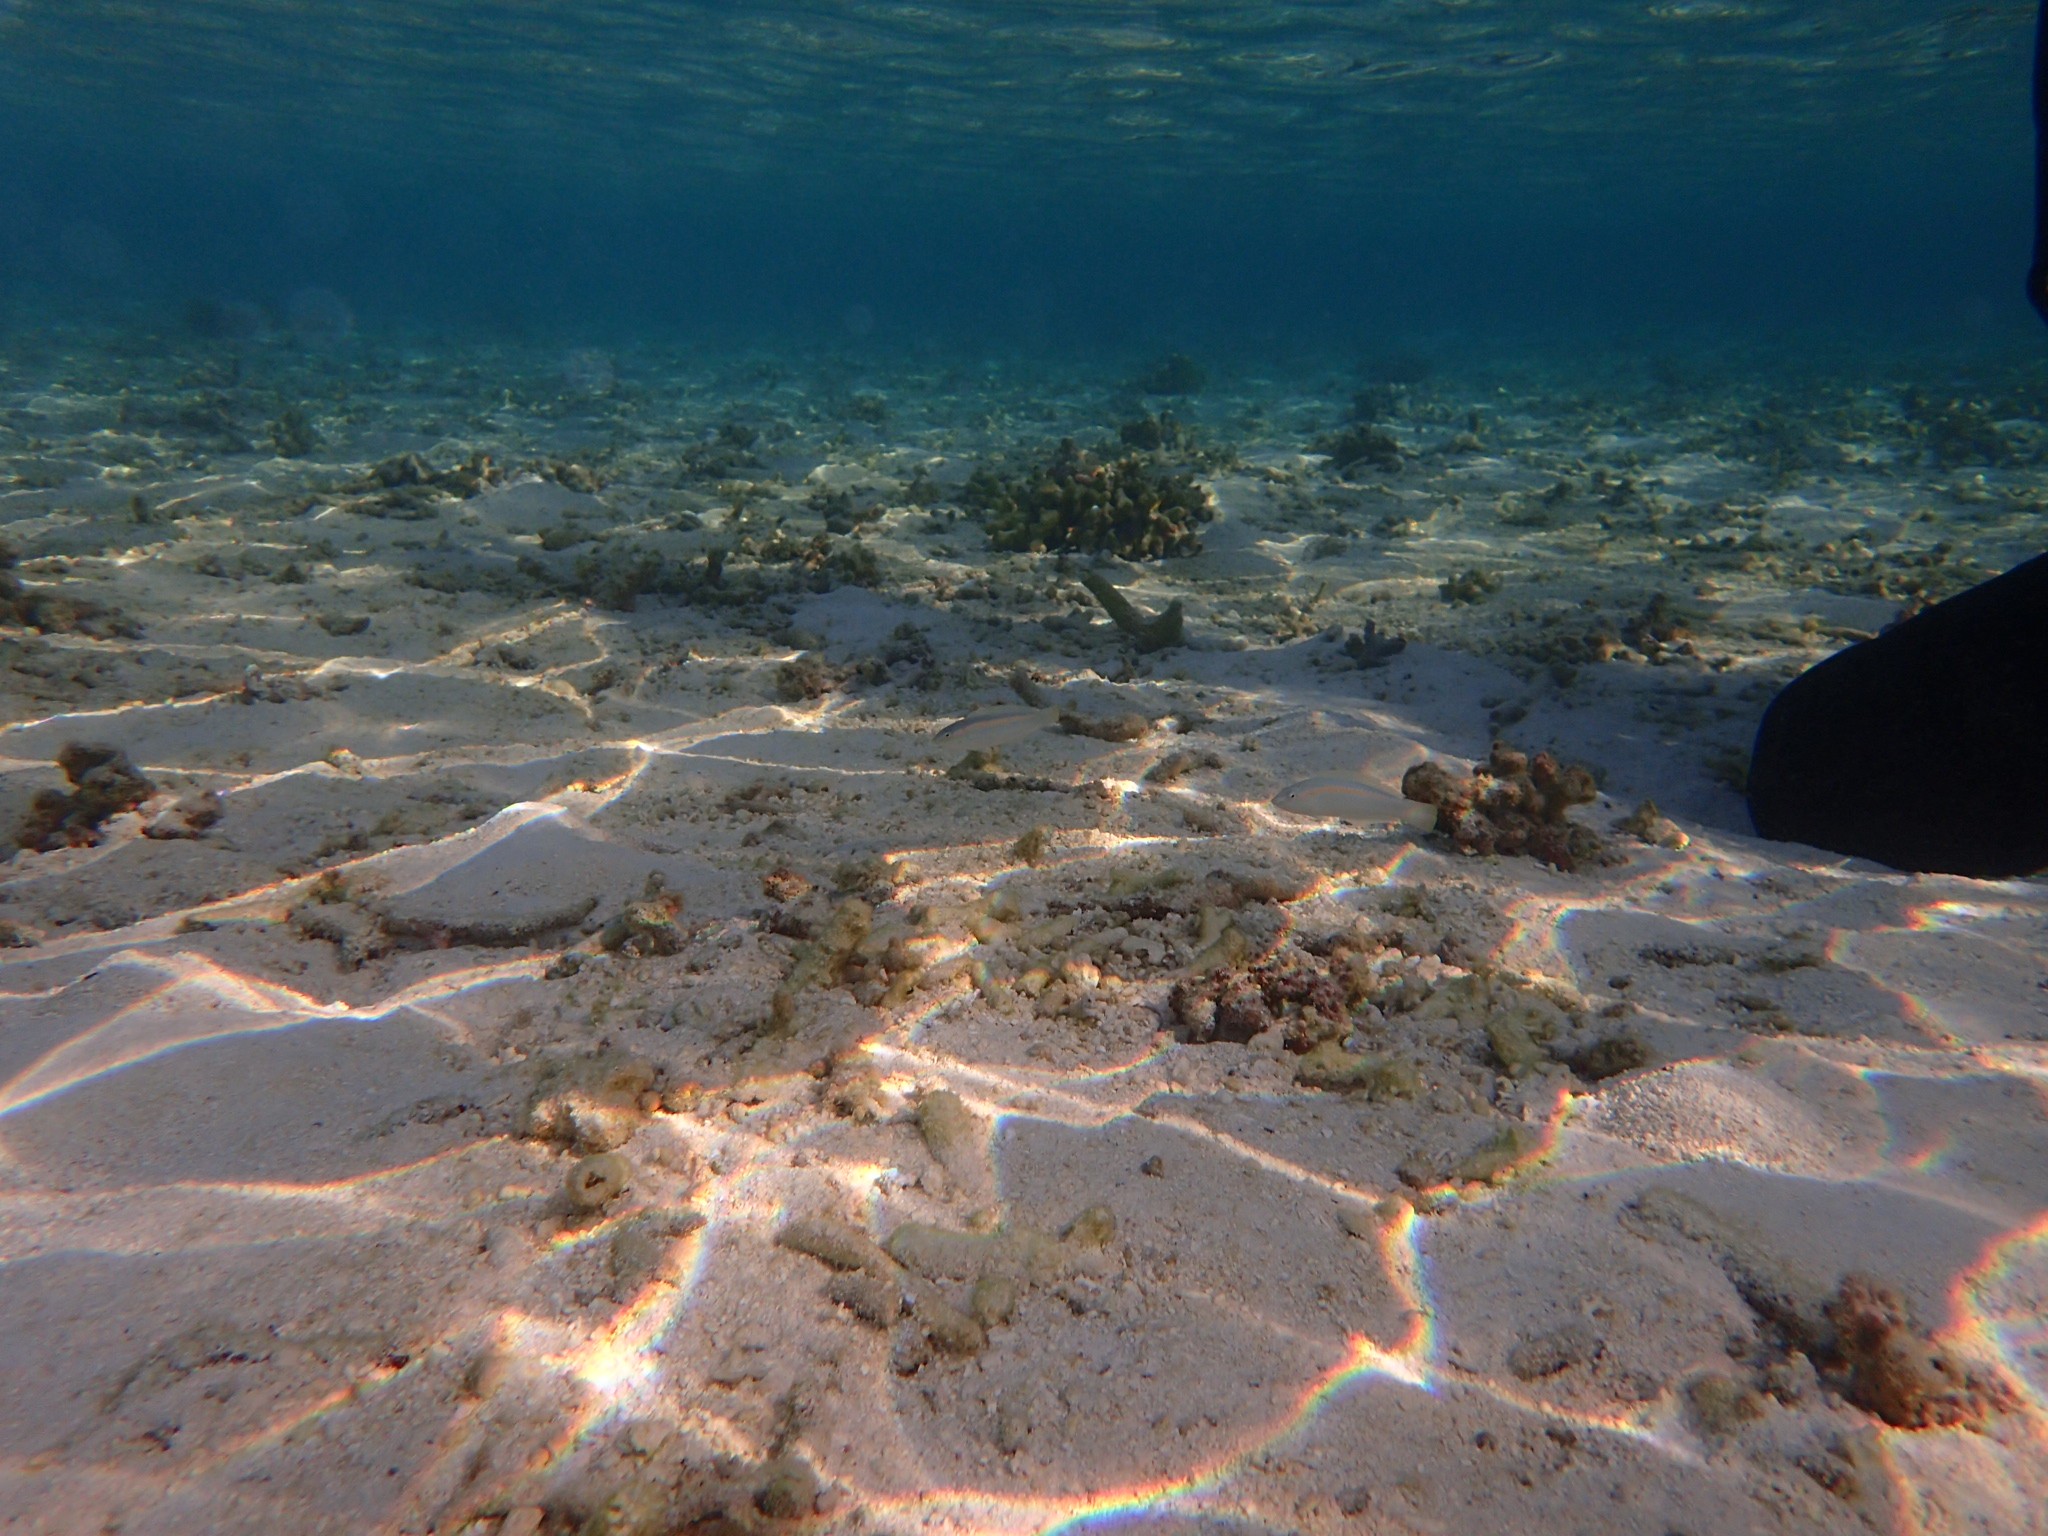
left=1401, top=741, right=1612, bottom=872
left=345, top=451, right=503, bottom=517
left=1077, top=571, right=1185, bottom=652
left=1312, top=423, right=1403, bottom=476
left=1168, top=946, right=1361, bottom=1051
left=0, top=538, right=122, bottom=636
left=15, top=743, right=156, bottom=852
left=1823, top=1275, right=2017, bottom=1430
left=1627, top=1188, right=2018, bottom=1432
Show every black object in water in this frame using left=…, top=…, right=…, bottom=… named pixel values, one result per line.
left=2030, top=0, right=2048, bottom=324
left=1747, top=553, right=2048, bottom=878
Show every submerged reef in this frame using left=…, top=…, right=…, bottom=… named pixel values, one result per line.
left=1311, top=422, right=1404, bottom=476
left=963, top=439, right=1213, bottom=561
left=1901, top=388, right=2014, bottom=470
left=0, top=539, right=123, bottom=636
left=15, top=742, right=156, bottom=852
left=1168, top=953, right=1353, bottom=1052
left=1402, top=741, right=1611, bottom=871
left=1131, top=352, right=1207, bottom=396
left=346, top=451, right=504, bottom=517
left=1629, top=1188, right=2019, bottom=1433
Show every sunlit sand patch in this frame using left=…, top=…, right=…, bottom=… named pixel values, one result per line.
left=5, top=337, right=2048, bottom=1535
left=1574, top=1058, right=1884, bottom=1178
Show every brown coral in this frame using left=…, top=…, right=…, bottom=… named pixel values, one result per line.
left=1168, top=952, right=1354, bottom=1050
left=0, top=539, right=121, bottom=636
left=1401, top=740, right=1610, bottom=872
left=963, top=438, right=1213, bottom=561
left=1823, top=1275, right=2015, bottom=1430
left=15, top=743, right=156, bottom=851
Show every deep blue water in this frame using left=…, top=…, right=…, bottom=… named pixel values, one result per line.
left=0, top=2, right=2037, bottom=356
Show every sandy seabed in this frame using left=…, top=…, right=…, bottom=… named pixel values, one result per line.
left=2, top=330, right=2046, bottom=1536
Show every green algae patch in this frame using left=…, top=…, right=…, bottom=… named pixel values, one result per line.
left=1294, top=1042, right=1419, bottom=1100
left=1449, top=1123, right=1546, bottom=1186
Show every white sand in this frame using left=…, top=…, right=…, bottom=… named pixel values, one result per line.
left=2, top=350, right=2046, bottom=1536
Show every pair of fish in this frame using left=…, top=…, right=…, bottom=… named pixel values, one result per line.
left=937, top=707, right=1432, bottom=831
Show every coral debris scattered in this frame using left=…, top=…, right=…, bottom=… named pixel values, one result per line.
left=15, top=742, right=156, bottom=852
left=1402, top=741, right=1610, bottom=871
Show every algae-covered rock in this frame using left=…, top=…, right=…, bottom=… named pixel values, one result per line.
left=1078, top=571, right=1185, bottom=651
left=1169, top=951, right=1353, bottom=1050
left=141, top=789, right=224, bottom=841
left=15, top=742, right=155, bottom=851
left=970, top=1272, right=1019, bottom=1328
left=885, top=1221, right=1066, bottom=1285
left=1414, top=972, right=1579, bottom=1053
left=1294, top=1042, right=1418, bottom=1099
left=906, top=1283, right=987, bottom=1355
left=1311, top=423, right=1403, bottom=476
left=565, top=1151, right=632, bottom=1212
left=288, top=898, right=391, bottom=970
left=994, top=1383, right=1034, bottom=1453
left=609, top=1210, right=706, bottom=1297
left=1133, top=353, right=1207, bottom=396
left=1484, top=1014, right=1549, bottom=1079
left=755, top=1455, right=821, bottom=1520
left=1062, top=1205, right=1116, bottom=1249
left=777, top=1216, right=894, bottom=1275
left=774, top=896, right=875, bottom=1013
left=523, top=1055, right=657, bottom=1152
left=915, top=1088, right=988, bottom=1193
left=1824, top=1274, right=2016, bottom=1429
left=826, top=1272, right=904, bottom=1327
left=1402, top=739, right=1611, bottom=872
left=598, top=891, right=685, bottom=956
left=1010, top=825, right=1053, bottom=866
left=579, top=1477, right=670, bottom=1536
left=1059, top=709, right=1151, bottom=743
left=1449, top=1123, right=1543, bottom=1186
left=1686, top=1372, right=1766, bottom=1436
left=1439, top=567, right=1502, bottom=604
left=1620, top=799, right=1689, bottom=850
left=0, top=537, right=120, bottom=636
left=1569, top=1030, right=1649, bottom=1081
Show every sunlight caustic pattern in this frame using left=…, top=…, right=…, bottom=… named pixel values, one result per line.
left=5, top=626, right=2048, bottom=1535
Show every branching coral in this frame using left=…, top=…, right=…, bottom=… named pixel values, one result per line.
left=963, top=439, right=1213, bottom=561
left=1311, top=423, right=1404, bottom=476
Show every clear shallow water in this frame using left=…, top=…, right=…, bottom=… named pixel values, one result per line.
left=8, top=13, right=2048, bottom=1536
left=0, top=2, right=2037, bottom=349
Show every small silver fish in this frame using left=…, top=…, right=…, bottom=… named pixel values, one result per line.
left=935, top=706, right=1057, bottom=752
left=1272, top=773, right=1437, bottom=830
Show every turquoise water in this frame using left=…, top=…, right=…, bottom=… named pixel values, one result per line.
left=0, top=2, right=2035, bottom=350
